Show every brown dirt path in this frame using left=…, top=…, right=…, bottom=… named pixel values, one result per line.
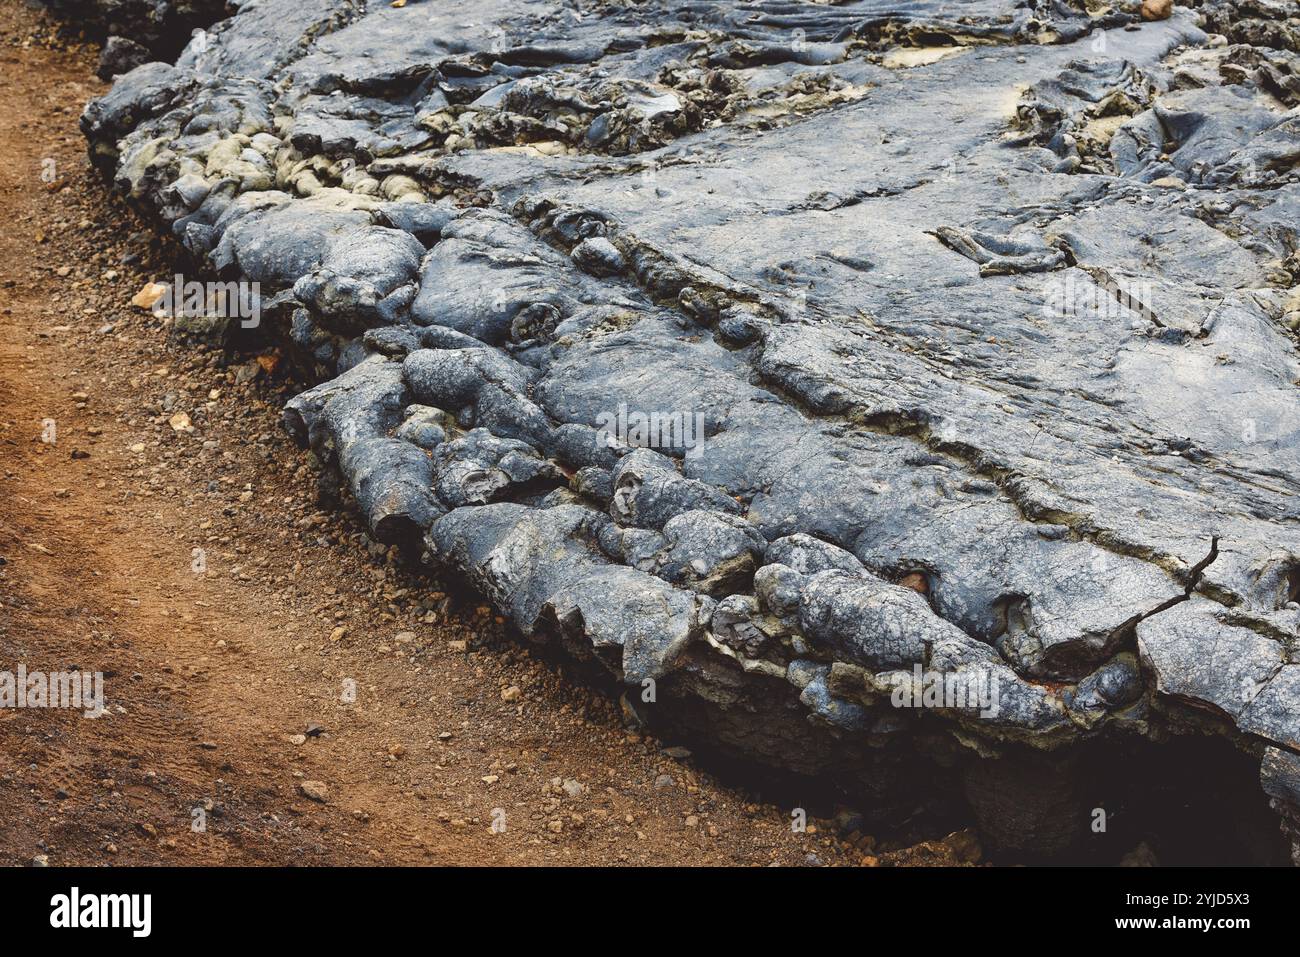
left=0, top=1, right=972, bottom=868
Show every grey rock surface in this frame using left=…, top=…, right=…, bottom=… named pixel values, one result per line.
left=96, top=35, right=151, bottom=80
left=66, top=0, right=1300, bottom=857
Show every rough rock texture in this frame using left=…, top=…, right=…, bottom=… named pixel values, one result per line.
left=67, top=0, right=1300, bottom=858
left=45, top=0, right=231, bottom=60
left=96, top=34, right=151, bottom=80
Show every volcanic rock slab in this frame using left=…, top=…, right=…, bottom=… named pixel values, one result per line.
left=60, top=0, right=1300, bottom=859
